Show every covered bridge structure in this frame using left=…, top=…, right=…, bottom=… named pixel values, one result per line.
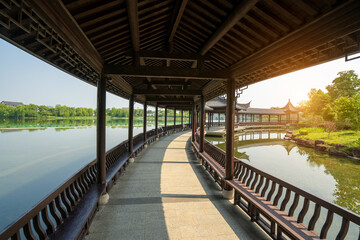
left=205, top=97, right=300, bottom=126
left=1, top=0, right=360, bottom=239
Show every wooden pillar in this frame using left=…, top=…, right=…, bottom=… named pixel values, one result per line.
left=143, top=101, right=147, bottom=141
left=165, top=107, right=168, bottom=131
left=174, top=109, right=176, bottom=129
left=207, top=112, right=210, bottom=130
left=225, top=78, right=235, bottom=182
left=200, top=96, right=205, bottom=152
left=192, top=104, right=197, bottom=142
left=155, top=105, right=158, bottom=135
left=96, top=76, right=106, bottom=185
left=181, top=110, right=183, bottom=128
left=128, top=94, right=134, bottom=153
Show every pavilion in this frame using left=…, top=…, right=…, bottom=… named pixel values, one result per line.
left=205, top=97, right=300, bottom=125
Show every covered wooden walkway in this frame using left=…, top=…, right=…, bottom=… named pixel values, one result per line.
left=86, top=131, right=268, bottom=240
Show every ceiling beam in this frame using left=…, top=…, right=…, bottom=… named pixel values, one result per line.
left=104, top=64, right=230, bottom=80
left=200, top=0, right=259, bottom=55
left=126, top=0, right=140, bottom=52
left=133, top=89, right=201, bottom=96
left=124, top=50, right=210, bottom=61
left=144, top=80, right=191, bottom=85
left=168, top=0, right=189, bottom=44
left=147, top=97, right=193, bottom=102
left=161, top=105, right=192, bottom=109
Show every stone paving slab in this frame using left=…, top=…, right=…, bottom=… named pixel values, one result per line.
left=86, top=131, right=269, bottom=240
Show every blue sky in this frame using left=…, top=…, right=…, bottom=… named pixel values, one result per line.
left=0, top=39, right=359, bottom=109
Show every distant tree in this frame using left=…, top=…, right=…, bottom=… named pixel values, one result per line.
left=322, top=104, right=336, bottom=121
left=326, top=70, right=360, bottom=100
left=324, top=121, right=337, bottom=138
left=335, top=93, right=360, bottom=131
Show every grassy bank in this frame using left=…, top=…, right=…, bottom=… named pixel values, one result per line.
left=294, top=127, right=360, bottom=148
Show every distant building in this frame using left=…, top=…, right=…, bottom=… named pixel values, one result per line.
left=205, top=97, right=300, bottom=124
left=0, top=101, right=25, bottom=107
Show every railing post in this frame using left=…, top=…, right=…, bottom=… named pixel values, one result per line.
left=192, top=104, right=196, bottom=142
left=224, top=78, right=235, bottom=199
left=96, top=75, right=106, bottom=186
left=128, top=94, right=134, bottom=154
left=155, top=105, right=158, bottom=135
left=143, top=101, right=147, bottom=141
left=165, top=107, right=168, bottom=132
left=200, top=95, right=205, bottom=152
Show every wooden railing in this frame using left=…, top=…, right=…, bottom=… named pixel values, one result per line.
left=106, top=140, right=129, bottom=170
left=0, top=160, right=99, bottom=240
left=232, top=159, right=360, bottom=239
left=193, top=131, right=360, bottom=239
left=0, top=126, right=188, bottom=240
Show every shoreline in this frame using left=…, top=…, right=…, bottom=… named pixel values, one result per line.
left=284, top=131, right=360, bottom=161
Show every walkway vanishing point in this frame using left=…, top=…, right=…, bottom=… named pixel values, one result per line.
left=86, top=131, right=268, bottom=240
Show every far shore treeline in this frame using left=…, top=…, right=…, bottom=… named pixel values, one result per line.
left=299, top=70, right=360, bottom=131
left=0, top=104, right=188, bottom=119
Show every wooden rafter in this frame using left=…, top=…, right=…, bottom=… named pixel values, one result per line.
left=126, top=0, right=140, bottom=52
left=199, top=0, right=259, bottom=55
left=168, top=0, right=188, bottom=46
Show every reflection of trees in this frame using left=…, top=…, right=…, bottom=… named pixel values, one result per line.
left=0, top=118, right=150, bottom=129
left=235, top=151, right=250, bottom=161
left=208, top=131, right=360, bottom=215
left=303, top=148, right=360, bottom=214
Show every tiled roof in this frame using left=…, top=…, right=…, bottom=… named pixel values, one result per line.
left=281, top=99, right=300, bottom=112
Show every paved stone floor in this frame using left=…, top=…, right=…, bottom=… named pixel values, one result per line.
left=86, top=131, right=269, bottom=240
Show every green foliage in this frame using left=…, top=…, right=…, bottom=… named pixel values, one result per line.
left=301, top=70, right=360, bottom=130
left=335, top=93, right=360, bottom=131
left=295, top=127, right=360, bottom=147
left=0, top=103, right=95, bottom=119
left=0, top=103, right=192, bottom=123
left=356, top=138, right=360, bottom=147
left=323, top=121, right=337, bottom=138
left=326, top=70, right=360, bottom=100
left=299, top=130, right=308, bottom=135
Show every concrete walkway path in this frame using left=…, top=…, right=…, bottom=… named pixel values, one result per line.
left=86, top=131, right=269, bottom=240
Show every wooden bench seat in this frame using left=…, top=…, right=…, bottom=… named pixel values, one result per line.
left=50, top=185, right=103, bottom=240
left=192, top=142, right=226, bottom=189
left=227, top=179, right=320, bottom=240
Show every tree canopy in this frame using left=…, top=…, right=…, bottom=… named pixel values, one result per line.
left=300, top=70, right=360, bottom=129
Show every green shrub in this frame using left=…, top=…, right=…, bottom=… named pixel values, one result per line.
left=356, top=138, right=360, bottom=147
left=299, top=130, right=308, bottom=135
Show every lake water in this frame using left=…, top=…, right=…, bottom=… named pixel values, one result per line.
left=207, top=130, right=360, bottom=239
left=0, top=122, right=147, bottom=232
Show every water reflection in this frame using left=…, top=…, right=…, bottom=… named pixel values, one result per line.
left=0, top=118, right=174, bottom=131
left=0, top=125, right=144, bottom=231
